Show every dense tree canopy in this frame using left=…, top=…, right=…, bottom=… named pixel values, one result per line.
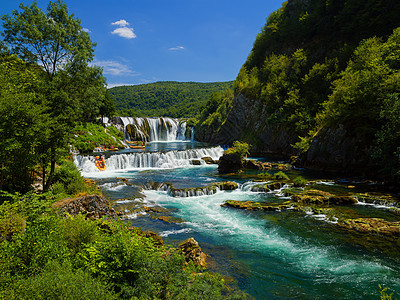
left=0, top=0, right=113, bottom=192
left=109, top=81, right=233, bottom=118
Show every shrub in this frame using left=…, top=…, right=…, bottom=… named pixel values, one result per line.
left=257, top=172, right=273, bottom=180
left=53, top=160, right=87, bottom=195
left=292, top=176, right=308, bottom=187
left=273, top=171, right=289, bottom=180
left=62, top=214, right=101, bottom=255
left=225, top=141, right=250, bottom=160
left=3, top=261, right=117, bottom=300
left=0, top=210, right=26, bottom=241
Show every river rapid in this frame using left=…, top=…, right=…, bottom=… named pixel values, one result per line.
left=74, top=141, right=400, bottom=299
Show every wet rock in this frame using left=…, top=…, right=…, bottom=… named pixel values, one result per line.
left=218, top=153, right=243, bottom=173
left=166, top=181, right=239, bottom=197
left=191, top=159, right=202, bottom=165
left=222, top=200, right=290, bottom=211
left=212, top=181, right=239, bottom=191
left=144, top=230, right=164, bottom=246
left=55, top=194, right=118, bottom=220
left=143, top=206, right=169, bottom=213
left=201, top=156, right=217, bottom=164
left=292, top=189, right=357, bottom=206
left=251, top=184, right=271, bottom=192
left=157, top=216, right=185, bottom=223
left=178, top=238, right=208, bottom=268
left=129, top=227, right=164, bottom=247
left=116, top=177, right=130, bottom=184
left=339, top=218, right=400, bottom=236
left=243, top=159, right=263, bottom=170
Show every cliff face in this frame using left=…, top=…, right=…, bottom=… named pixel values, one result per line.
left=301, top=126, right=371, bottom=174
left=197, top=93, right=298, bottom=156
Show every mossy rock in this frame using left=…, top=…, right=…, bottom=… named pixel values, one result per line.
left=291, top=189, right=357, bottom=206
left=178, top=238, right=208, bottom=268
left=339, top=218, right=400, bottom=236
left=157, top=216, right=185, bottom=223
left=222, top=200, right=289, bottom=211
left=251, top=184, right=270, bottom=192
left=213, top=181, right=239, bottom=191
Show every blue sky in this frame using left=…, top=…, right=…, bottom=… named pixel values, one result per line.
left=1, top=0, right=283, bottom=87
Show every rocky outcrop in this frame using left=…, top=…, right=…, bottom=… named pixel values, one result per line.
left=292, top=189, right=357, bottom=205
left=222, top=200, right=291, bottom=211
left=201, top=156, right=218, bottom=164
left=55, top=194, right=118, bottom=220
left=130, top=227, right=165, bottom=247
left=218, top=153, right=243, bottom=173
left=178, top=238, right=208, bottom=268
left=156, top=181, right=239, bottom=197
left=339, top=218, right=400, bottom=237
left=301, top=125, right=372, bottom=174
left=196, top=93, right=298, bottom=156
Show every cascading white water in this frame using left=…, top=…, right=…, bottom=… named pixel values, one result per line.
left=74, top=146, right=224, bottom=174
left=190, top=127, right=195, bottom=141
left=117, top=117, right=190, bottom=142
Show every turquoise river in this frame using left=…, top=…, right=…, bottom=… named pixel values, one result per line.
left=74, top=141, right=400, bottom=299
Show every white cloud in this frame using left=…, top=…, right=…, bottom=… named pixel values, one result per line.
left=169, top=46, right=185, bottom=51
left=107, top=83, right=134, bottom=88
left=111, top=27, right=136, bottom=39
left=111, top=19, right=136, bottom=39
left=92, top=60, right=139, bottom=76
left=82, top=28, right=91, bottom=33
left=112, top=19, right=130, bottom=27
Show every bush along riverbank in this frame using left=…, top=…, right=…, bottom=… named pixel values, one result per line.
left=0, top=159, right=249, bottom=299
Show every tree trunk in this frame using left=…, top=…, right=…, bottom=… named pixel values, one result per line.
left=42, top=156, right=46, bottom=191
left=45, top=146, right=56, bottom=190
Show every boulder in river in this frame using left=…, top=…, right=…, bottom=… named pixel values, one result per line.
left=291, top=189, right=357, bottom=206
left=201, top=156, right=217, bottom=164
left=178, top=237, right=208, bottom=268
left=218, top=153, right=243, bottom=173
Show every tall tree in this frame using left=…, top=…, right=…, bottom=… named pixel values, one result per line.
left=1, top=0, right=107, bottom=190
left=0, top=54, right=47, bottom=192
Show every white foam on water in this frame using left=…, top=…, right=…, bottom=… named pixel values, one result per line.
left=159, top=228, right=193, bottom=237
left=142, top=188, right=391, bottom=280
left=73, top=146, right=224, bottom=178
left=100, top=182, right=127, bottom=191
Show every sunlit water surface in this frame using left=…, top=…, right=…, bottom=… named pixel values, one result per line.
left=75, top=142, right=400, bottom=299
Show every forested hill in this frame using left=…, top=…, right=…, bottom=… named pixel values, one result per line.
left=195, top=0, right=400, bottom=182
left=108, top=81, right=233, bottom=118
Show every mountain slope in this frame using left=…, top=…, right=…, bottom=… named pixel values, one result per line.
left=195, top=0, right=400, bottom=181
left=108, top=81, right=233, bottom=118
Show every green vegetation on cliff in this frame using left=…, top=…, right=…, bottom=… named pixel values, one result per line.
left=197, top=0, right=400, bottom=182
left=109, top=81, right=233, bottom=118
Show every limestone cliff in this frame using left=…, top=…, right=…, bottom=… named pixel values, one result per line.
left=197, top=93, right=298, bottom=156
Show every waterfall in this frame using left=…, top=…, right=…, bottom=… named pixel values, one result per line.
left=190, top=127, right=194, bottom=141
left=74, top=146, right=224, bottom=173
left=114, top=117, right=189, bottom=142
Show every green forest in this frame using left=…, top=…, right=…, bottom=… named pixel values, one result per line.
left=196, top=0, right=400, bottom=183
left=109, top=81, right=233, bottom=118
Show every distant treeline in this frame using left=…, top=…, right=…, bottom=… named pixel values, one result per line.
left=108, top=81, right=233, bottom=118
